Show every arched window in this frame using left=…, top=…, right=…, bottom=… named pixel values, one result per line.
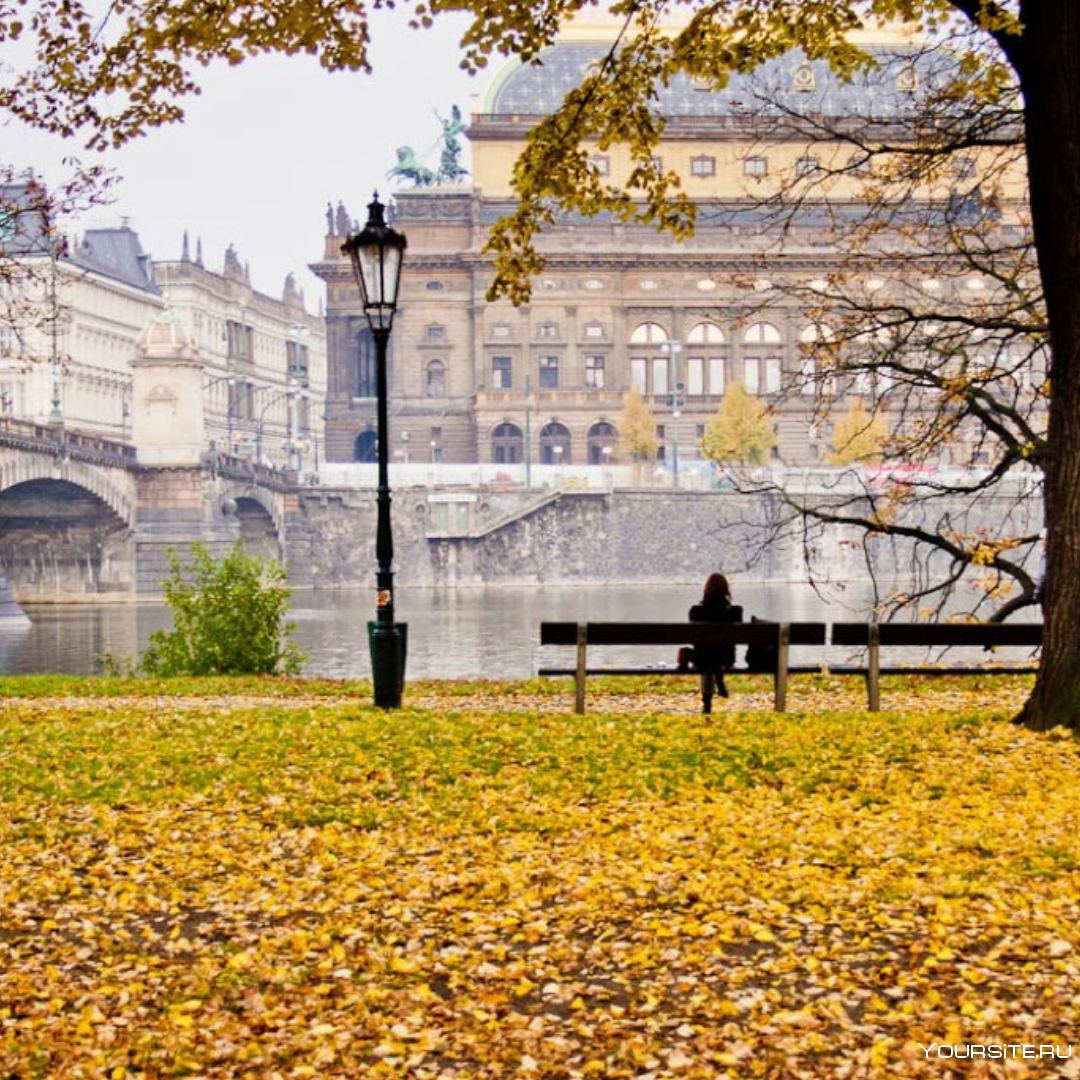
left=354, top=430, right=377, bottom=463
left=630, top=322, right=673, bottom=395
left=356, top=327, right=377, bottom=398
left=686, top=322, right=726, bottom=396
left=743, top=322, right=783, bottom=395
left=539, top=421, right=572, bottom=465
left=687, top=321, right=725, bottom=344
left=587, top=421, right=618, bottom=465
left=492, top=422, right=523, bottom=464
left=630, top=321, right=669, bottom=344
left=426, top=359, right=446, bottom=397
left=744, top=322, right=782, bottom=345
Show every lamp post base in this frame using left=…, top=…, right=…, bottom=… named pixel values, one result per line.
left=368, top=620, right=408, bottom=709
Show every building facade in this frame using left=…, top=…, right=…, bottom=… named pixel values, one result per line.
left=1, top=181, right=326, bottom=475
left=314, top=24, right=1030, bottom=471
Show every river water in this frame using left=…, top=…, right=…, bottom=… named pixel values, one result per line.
left=0, top=582, right=880, bottom=680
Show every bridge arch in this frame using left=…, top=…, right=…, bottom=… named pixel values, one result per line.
left=219, top=481, right=287, bottom=562
left=0, top=452, right=134, bottom=530
left=0, top=477, right=135, bottom=600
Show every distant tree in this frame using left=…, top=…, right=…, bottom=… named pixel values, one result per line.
left=702, top=384, right=777, bottom=466
left=827, top=398, right=888, bottom=466
left=617, top=388, right=659, bottom=467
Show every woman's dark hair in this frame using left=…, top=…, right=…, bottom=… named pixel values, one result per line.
left=703, top=572, right=731, bottom=603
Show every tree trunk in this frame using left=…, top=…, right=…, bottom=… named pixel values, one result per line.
left=1014, top=0, right=1080, bottom=730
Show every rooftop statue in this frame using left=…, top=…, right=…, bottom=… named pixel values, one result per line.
left=387, top=146, right=438, bottom=188
left=387, top=106, right=469, bottom=188
left=436, top=105, right=468, bottom=183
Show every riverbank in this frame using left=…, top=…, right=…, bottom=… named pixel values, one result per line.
left=1, top=677, right=1075, bottom=1078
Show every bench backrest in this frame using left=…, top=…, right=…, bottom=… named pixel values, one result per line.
left=830, top=622, right=1043, bottom=647
left=540, top=621, right=827, bottom=646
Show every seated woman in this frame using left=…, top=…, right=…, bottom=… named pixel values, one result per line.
left=680, top=572, right=742, bottom=714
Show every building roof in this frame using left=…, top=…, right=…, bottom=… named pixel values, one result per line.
left=484, top=41, right=957, bottom=122
left=72, top=225, right=161, bottom=295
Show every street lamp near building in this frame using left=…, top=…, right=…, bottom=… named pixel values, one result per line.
left=202, top=372, right=236, bottom=452
left=254, top=381, right=298, bottom=466
left=664, top=338, right=682, bottom=487
left=342, top=193, right=408, bottom=709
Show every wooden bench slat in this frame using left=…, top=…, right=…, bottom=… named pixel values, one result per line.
left=538, top=664, right=825, bottom=677
left=540, top=621, right=826, bottom=646
left=831, top=622, right=1043, bottom=647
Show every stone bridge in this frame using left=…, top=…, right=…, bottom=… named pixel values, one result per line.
left=0, top=418, right=300, bottom=603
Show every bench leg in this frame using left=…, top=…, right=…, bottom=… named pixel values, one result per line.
left=574, top=623, right=587, bottom=714
left=774, top=624, right=791, bottom=712
left=867, top=624, right=880, bottom=712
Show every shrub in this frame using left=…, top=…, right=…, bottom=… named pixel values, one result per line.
left=139, top=543, right=304, bottom=677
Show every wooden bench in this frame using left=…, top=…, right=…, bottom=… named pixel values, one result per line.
left=829, top=622, right=1042, bottom=711
left=538, top=621, right=827, bottom=713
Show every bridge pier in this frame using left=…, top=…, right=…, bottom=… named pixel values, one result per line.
left=0, top=567, right=30, bottom=625
left=132, top=466, right=243, bottom=593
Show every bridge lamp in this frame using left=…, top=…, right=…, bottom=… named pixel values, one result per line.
left=342, top=193, right=408, bottom=709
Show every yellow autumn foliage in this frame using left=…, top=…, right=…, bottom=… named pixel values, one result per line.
left=0, top=676, right=1076, bottom=1079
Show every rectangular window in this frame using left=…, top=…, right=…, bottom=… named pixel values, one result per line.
left=800, top=357, right=817, bottom=396
left=235, top=380, right=257, bottom=420
left=744, top=357, right=781, bottom=395
left=585, top=355, right=606, bottom=388
left=425, top=324, right=445, bottom=341
left=631, top=358, right=648, bottom=394
left=708, top=357, right=726, bottom=395
left=744, top=156, right=768, bottom=178
left=585, top=323, right=605, bottom=339
left=796, top=156, right=819, bottom=177
left=589, top=155, right=610, bottom=176
left=744, top=357, right=761, bottom=395
left=652, top=357, right=669, bottom=397
left=690, top=155, right=716, bottom=177
left=492, top=355, right=512, bottom=389
left=226, top=320, right=254, bottom=363
left=286, top=340, right=310, bottom=387
left=686, top=357, right=705, bottom=396
left=539, top=355, right=559, bottom=389
left=765, top=357, right=782, bottom=394
left=538, top=322, right=558, bottom=338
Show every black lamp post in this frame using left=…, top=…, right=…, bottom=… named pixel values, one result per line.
left=342, top=193, right=408, bottom=708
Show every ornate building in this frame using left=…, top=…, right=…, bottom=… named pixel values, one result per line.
left=1, top=179, right=326, bottom=475
left=314, top=24, right=1028, bottom=470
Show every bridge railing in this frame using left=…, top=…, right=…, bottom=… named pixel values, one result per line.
left=0, top=416, right=137, bottom=468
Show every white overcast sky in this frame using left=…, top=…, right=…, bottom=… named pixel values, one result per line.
left=2, top=11, right=483, bottom=308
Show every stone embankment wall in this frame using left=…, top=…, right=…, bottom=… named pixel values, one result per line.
left=292, top=485, right=1037, bottom=589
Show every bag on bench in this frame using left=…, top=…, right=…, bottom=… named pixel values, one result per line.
left=744, top=615, right=780, bottom=673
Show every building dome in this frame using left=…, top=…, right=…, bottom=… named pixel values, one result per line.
left=484, top=40, right=957, bottom=122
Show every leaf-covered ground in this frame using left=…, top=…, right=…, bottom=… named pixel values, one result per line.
left=1, top=675, right=1077, bottom=1079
